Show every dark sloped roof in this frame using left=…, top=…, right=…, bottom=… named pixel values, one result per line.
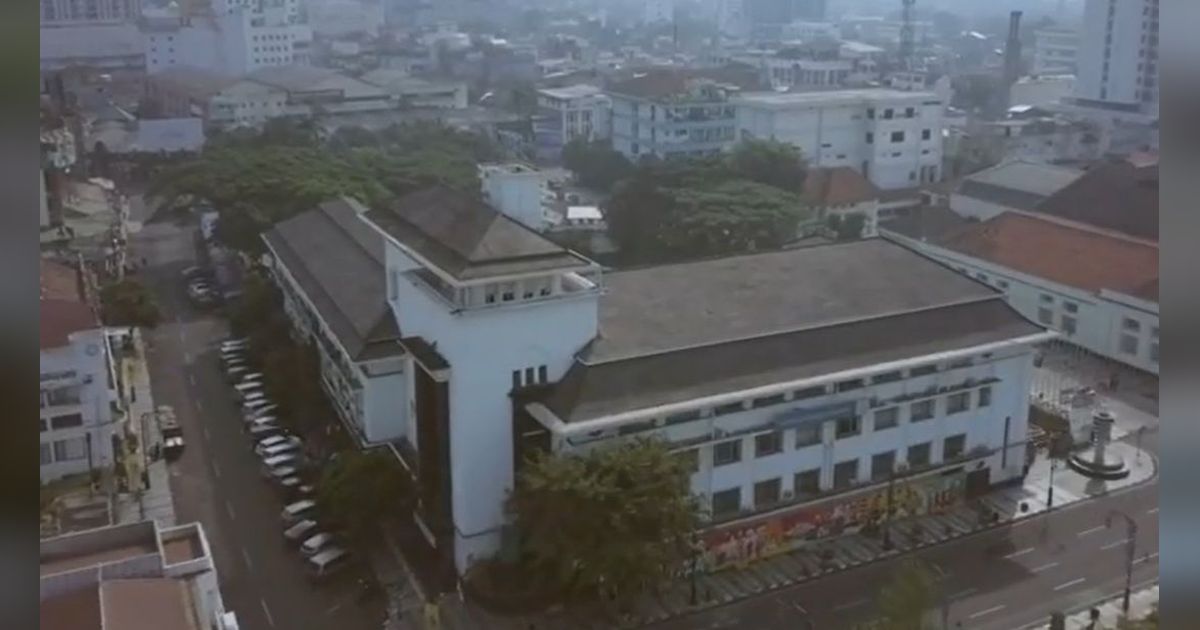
left=802, top=166, right=881, bottom=206
left=586, top=239, right=1000, bottom=363
left=955, top=161, right=1083, bottom=211
left=1033, top=156, right=1159, bottom=241
left=607, top=64, right=766, bottom=100
left=262, top=198, right=401, bottom=360
left=365, top=187, right=589, bottom=280
left=544, top=299, right=1041, bottom=422
left=880, top=205, right=975, bottom=241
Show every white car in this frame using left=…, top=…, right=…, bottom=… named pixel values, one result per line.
left=254, top=434, right=298, bottom=452
left=300, top=532, right=336, bottom=558
left=283, top=519, right=319, bottom=545
left=257, top=439, right=302, bottom=460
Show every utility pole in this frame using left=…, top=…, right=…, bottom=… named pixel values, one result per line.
left=899, top=0, right=916, bottom=70
left=1106, top=510, right=1138, bottom=614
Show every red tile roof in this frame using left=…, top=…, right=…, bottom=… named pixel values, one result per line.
left=802, top=167, right=881, bottom=206
left=40, top=259, right=82, bottom=301
left=937, top=213, right=1158, bottom=302
left=40, top=259, right=96, bottom=349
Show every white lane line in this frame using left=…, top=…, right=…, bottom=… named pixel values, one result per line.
left=1134, top=552, right=1159, bottom=565
left=968, top=605, right=1005, bottom=619
left=950, top=587, right=979, bottom=600
left=184, top=351, right=192, bottom=364
left=1031, top=562, right=1059, bottom=573
left=1101, top=539, right=1131, bottom=551
left=202, top=425, right=210, bottom=441
left=261, top=599, right=275, bottom=627
left=832, top=598, right=871, bottom=612
left=1004, top=547, right=1035, bottom=559
left=1077, top=525, right=1105, bottom=537
left=1053, top=577, right=1086, bottom=591
left=189, top=373, right=196, bottom=387
left=225, top=500, right=236, bottom=520
left=212, top=461, right=221, bottom=479
left=1147, top=507, right=1159, bottom=515
left=241, top=547, right=254, bottom=570
left=179, top=330, right=186, bottom=344
left=195, top=399, right=203, bottom=412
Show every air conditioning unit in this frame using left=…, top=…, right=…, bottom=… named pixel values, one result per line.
left=782, top=490, right=794, bottom=500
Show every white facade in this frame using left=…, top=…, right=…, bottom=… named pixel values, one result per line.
left=479, top=164, right=549, bottom=231
left=736, top=89, right=944, bottom=190
left=40, top=327, right=119, bottom=482
left=202, top=72, right=393, bottom=127
left=883, top=231, right=1159, bottom=375
left=536, top=85, right=612, bottom=147
left=143, top=4, right=313, bottom=77
left=1074, top=0, right=1158, bottom=114
left=1033, top=28, right=1079, bottom=75
left=610, top=82, right=740, bottom=160
left=1010, top=75, right=1076, bottom=108
left=643, top=0, right=675, bottom=25
left=41, top=0, right=140, bottom=26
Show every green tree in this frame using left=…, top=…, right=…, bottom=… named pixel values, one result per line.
left=316, top=450, right=412, bottom=538
left=874, top=558, right=939, bottom=630
left=562, top=139, right=634, bottom=191
left=99, top=279, right=161, bottom=328
left=827, top=212, right=867, bottom=241
left=507, top=439, right=702, bottom=603
left=725, top=138, right=808, bottom=194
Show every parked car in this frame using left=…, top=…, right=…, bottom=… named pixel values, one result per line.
left=306, top=547, right=352, bottom=583
left=255, top=435, right=302, bottom=457
left=278, top=476, right=315, bottom=499
left=266, top=464, right=300, bottom=482
left=242, top=398, right=273, bottom=417
left=248, top=422, right=286, bottom=441
left=238, top=372, right=265, bottom=386
left=244, top=405, right=279, bottom=423
left=300, top=532, right=336, bottom=558
left=262, top=452, right=303, bottom=470
left=281, top=499, right=317, bottom=527
left=233, top=381, right=265, bottom=401
left=254, top=434, right=298, bottom=451
left=283, top=519, right=319, bottom=546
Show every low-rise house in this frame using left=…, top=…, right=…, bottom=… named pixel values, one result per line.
left=534, top=84, right=611, bottom=158
left=359, top=69, right=468, bottom=109
left=949, top=160, right=1084, bottom=221
left=800, top=166, right=882, bottom=238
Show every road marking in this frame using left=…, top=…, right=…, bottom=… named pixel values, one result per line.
left=189, top=374, right=196, bottom=387
left=225, top=500, right=236, bottom=520
left=261, top=598, right=275, bottom=627
left=1101, top=539, right=1131, bottom=551
left=212, top=461, right=221, bottom=478
left=179, top=330, right=186, bottom=344
left=1077, top=525, right=1105, bottom=537
left=1004, top=547, right=1035, bottom=559
left=1134, top=552, right=1159, bottom=565
left=326, top=602, right=343, bottom=615
left=195, top=399, right=203, bottom=412
left=241, top=547, right=253, bottom=570
left=1147, top=507, right=1159, bottom=515
left=950, top=587, right=978, bottom=600
left=184, top=351, right=192, bottom=364
left=968, top=605, right=1005, bottom=619
left=832, top=598, right=870, bottom=612
left=203, top=425, right=210, bottom=441
left=1031, top=562, right=1059, bottom=573
left=1053, top=577, right=1086, bottom=591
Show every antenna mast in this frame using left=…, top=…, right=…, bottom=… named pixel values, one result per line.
left=900, top=0, right=916, bottom=70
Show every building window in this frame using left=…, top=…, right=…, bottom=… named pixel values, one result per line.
left=1151, top=326, right=1159, bottom=339
left=1064, top=301, right=1079, bottom=313
left=751, top=431, right=782, bottom=457
left=871, top=451, right=896, bottom=481
left=910, top=364, right=938, bottom=377
left=872, top=370, right=903, bottom=385
left=865, top=132, right=874, bottom=144
left=946, top=393, right=970, bottom=415
left=752, top=394, right=786, bottom=409
left=50, top=413, right=84, bottom=430
left=943, top=434, right=967, bottom=460
left=794, top=469, right=820, bottom=499
left=39, top=418, right=48, bottom=432
left=511, top=370, right=520, bottom=390
left=835, top=416, right=861, bottom=439
left=1119, top=335, right=1139, bottom=356
left=921, top=128, right=931, bottom=140
left=997, top=280, right=1009, bottom=289
left=42, top=385, right=82, bottom=407
left=523, top=367, right=535, bottom=385
left=711, top=487, right=742, bottom=519
left=1040, top=293, right=1054, bottom=304
left=891, top=131, right=905, bottom=143
left=883, top=108, right=894, bottom=119
left=713, top=439, right=743, bottom=466
left=53, top=437, right=87, bottom=462
left=795, top=423, right=822, bottom=448
left=1122, top=318, right=1141, bottom=333
left=874, top=407, right=899, bottom=431
left=537, top=365, right=548, bottom=384
left=714, top=401, right=745, bottom=416
left=41, top=443, right=52, bottom=465
left=907, top=442, right=931, bottom=468
left=1061, top=315, right=1077, bottom=336
left=905, top=107, right=915, bottom=118
left=754, top=478, right=782, bottom=508
left=794, top=385, right=825, bottom=399
left=665, top=409, right=701, bottom=425
left=836, top=378, right=864, bottom=392
left=978, top=386, right=992, bottom=408
left=866, top=108, right=875, bottom=119
left=1037, top=307, right=1053, bottom=325
left=910, top=400, right=935, bottom=422
left=1150, top=342, right=1159, bottom=363
left=833, top=459, right=859, bottom=489
left=674, top=448, right=699, bottom=473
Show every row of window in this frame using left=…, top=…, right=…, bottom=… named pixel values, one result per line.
left=708, top=434, right=969, bottom=519
left=512, top=365, right=549, bottom=389
left=39, top=413, right=84, bottom=432
left=866, top=107, right=918, bottom=120
left=40, top=384, right=82, bottom=408
left=864, top=129, right=933, bottom=145
left=40, top=437, right=88, bottom=466
left=685, top=387, right=991, bottom=469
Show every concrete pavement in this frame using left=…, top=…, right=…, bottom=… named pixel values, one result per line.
left=1024, top=583, right=1158, bottom=629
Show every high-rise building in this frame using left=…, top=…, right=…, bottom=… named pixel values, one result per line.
left=40, top=0, right=141, bottom=26
left=1073, top=0, right=1158, bottom=114
left=142, top=0, right=313, bottom=76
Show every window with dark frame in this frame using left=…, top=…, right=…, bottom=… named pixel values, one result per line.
left=754, top=478, right=782, bottom=508
left=978, top=386, right=992, bottom=408
left=911, top=400, right=935, bottom=421
left=874, top=407, right=899, bottom=431
left=754, top=431, right=783, bottom=457
left=795, top=423, right=822, bottom=448
left=943, top=434, right=967, bottom=460
left=794, top=469, right=820, bottom=499
left=50, top=413, right=84, bottom=430
left=907, top=442, right=931, bottom=467
left=833, top=459, right=858, bottom=489
left=871, top=451, right=896, bottom=481
left=946, top=392, right=970, bottom=415
left=713, top=439, right=743, bottom=466
left=835, top=416, right=861, bottom=439
left=711, top=487, right=742, bottom=519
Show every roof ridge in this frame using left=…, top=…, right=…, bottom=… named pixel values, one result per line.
left=1000, top=211, right=1159, bottom=249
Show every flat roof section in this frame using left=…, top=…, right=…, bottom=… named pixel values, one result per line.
left=735, top=88, right=938, bottom=108
left=587, top=239, right=999, bottom=364
left=162, top=533, right=204, bottom=565
left=40, top=541, right=158, bottom=577
left=101, top=579, right=198, bottom=630
left=40, top=586, right=102, bottom=630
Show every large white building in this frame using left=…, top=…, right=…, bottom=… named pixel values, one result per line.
left=142, top=0, right=313, bottom=76
left=41, top=0, right=140, bottom=26
left=736, top=89, right=945, bottom=190
left=1033, top=28, right=1080, bottom=75
left=268, top=187, right=1050, bottom=578
left=40, top=259, right=119, bottom=483
left=1072, top=0, right=1158, bottom=115
left=535, top=84, right=612, bottom=156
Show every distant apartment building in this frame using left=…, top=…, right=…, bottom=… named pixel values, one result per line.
left=1033, top=28, right=1079, bottom=75
left=142, top=0, right=313, bottom=76
left=1072, top=0, right=1158, bottom=115
left=40, top=259, right=118, bottom=483
left=41, top=520, right=238, bottom=629
left=535, top=84, right=611, bottom=158
left=608, top=66, right=764, bottom=160
left=948, top=160, right=1084, bottom=221
left=479, top=163, right=550, bottom=231
left=41, top=0, right=141, bottom=26
left=736, top=89, right=945, bottom=190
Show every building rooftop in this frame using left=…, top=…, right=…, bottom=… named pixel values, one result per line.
left=246, top=65, right=387, bottom=98
left=879, top=205, right=974, bottom=242
left=40, top=23, right=143, bottom=62
left=735, top=88, right=938, bottom=108
left=364, top=187, right=591, bottom=281
left=262, top=198, right=402, bottom=361
left=148, top=66, right=237, bottom=100
left=543, top=240, right=1040, bottom=422
left=607, top=65, right=766, bottom=100
left=100, top=579, right=198, bottom=630
left=802, top=167, right=881, bottom=206
left=955, top=160, right=1084, bottom=211
left=40, top=259, right=97, bottom=350
left=934, top=213, right=1158, bottom=302
left=537, top=84, right=604, bottom=100
left=1033, top=155, right=1158, bottom=242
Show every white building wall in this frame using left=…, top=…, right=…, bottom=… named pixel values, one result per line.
left=480, top=167, right=546, bottom=231
left=948, top=193, right=1013, bottom=221
left=362, top=367, right=409, bottom=443
left=883, top=232, right=1159, bottom=375
left=1074, top=0, right=1154, bottom=108
left=1033, top=28, right=1079, bottom=75
left=40, top=329, right=117, bottom=482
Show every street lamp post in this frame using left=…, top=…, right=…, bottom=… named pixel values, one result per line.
left=1105, top=510, right=1138, bottom=614
left=882, top=464, right=897, bottom=550
left=1046, top=456, right=1056, bottom=509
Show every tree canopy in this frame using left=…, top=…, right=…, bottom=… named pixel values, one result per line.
left=316, top=450, right=413, bottom=539
left=726, top=138, right=808, bottom=193
left=562, top=138, right=634, bottom=192
left=871, top=558, right=940, bottom=630
left=507, top=439, right=701, bottom=603
left=99, top=279, right=161, bottom=328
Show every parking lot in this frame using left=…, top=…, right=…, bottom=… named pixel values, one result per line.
left=135, top=219, right=385, bottom=630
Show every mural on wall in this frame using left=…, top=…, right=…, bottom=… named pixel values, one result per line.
left=701, top=470, right=966, bottom=570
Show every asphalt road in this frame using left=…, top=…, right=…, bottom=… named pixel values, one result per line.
left=133, top=219, right=385, bottom=630
left=649, top=429, right=1159, bottom=630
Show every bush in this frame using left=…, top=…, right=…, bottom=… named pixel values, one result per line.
left=100, top=279, right=161, bottom=328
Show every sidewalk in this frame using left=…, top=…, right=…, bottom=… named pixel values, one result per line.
left=1025, top=583, right=1158, bottom=629
left=111, top=328, right=177, bottom=527
left=384, top=440, right=1156, bottom=630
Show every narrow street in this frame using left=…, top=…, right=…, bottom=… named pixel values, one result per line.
left=647, top=430, right=1159, bottom=630
left=132, top=217, right=386, bottom=630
